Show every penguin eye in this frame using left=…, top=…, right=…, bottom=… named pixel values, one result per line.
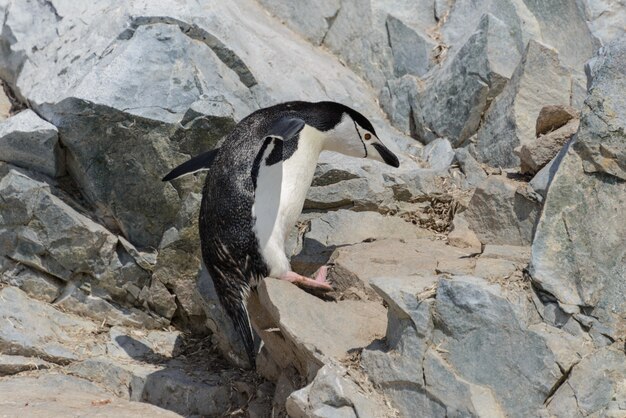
left=364, top=133, right=372, bottom=140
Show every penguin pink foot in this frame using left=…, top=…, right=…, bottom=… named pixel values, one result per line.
left=279, top=266, right=333, bottom=291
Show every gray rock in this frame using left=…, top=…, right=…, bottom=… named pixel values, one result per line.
left=530, top=38, right=626, bottom=340
left=481, top=244, right=531, bottom=264
left=0, top=167, right=152, bottom=309
left=386, top=15, right=435, bottom=78
left=290, top=210, right=431, bottom=274
left=257, top=0, right=341, bottom=45
left=441, top=0, right=598, bottom=71
left=0, top=354, right=53, bottom=376
left=0, top=286, right=98, bottom=363
left=321, top=0, right=392, bottom=90
left=329, top=239, right=476, bottom=285
left=363, top=276, right=562, bottom=417
left=250, top=278, right=387, bottom=381
left=515, top=118, right=579, bottom=174
left=476, top=41, right=572, bottom=167
left=455, top=147, right=488, bottom=187
left=547, top=345, right=626, bottom=417
left=521, top=0, right=600, bottom=70
left=0, top=109, right=64, bottom=178
left=575, top=38, right=626, bottom=181
left=528, top=138, right=573, bottom=199
left=1, top=261, right=167, bottom=329
left=580, top=0, right=626, bottom=45
left=106, top=326, right=182, bottom=360
left=414, top=14, right=522, bottom=146
left=379, top=75, right=421, bottom=137
left=136, top=367, right=240, bottom=416
left=440, top=0, right=525, bottom=51
left=447, top=215, right=482, bottom=252
left=0, top=373, right=183, bottom=417
left=0, top=86, right=11, bottom=122
left=67, top=357, right=158, bottom=399
left=422, top=138, right=455, bottom=172
left=433, top=278, right=561, bottom=416
left=304, top=160, right=394, bottom=213
left=465, top=175, right=541, bottom=245
left=286, top=363, right=391, bottom=418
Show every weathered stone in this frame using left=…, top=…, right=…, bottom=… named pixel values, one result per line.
left=0, top=286, right=98, bottom=363
left=0, top=109, right=64, bottom=178
left=106, top=326, right=182, bottom=360
left=580, top=0, right=626, bottom=45
left=363, top=276, right=562, bottom=417
left=0, top=167, right=152, bottom=308
left=330, top=238, right=476, bottom=285
left=0, top=373, right=183, bottom=417
left=290, top=210, right=431, bottom=275
left=441, top=0, right=525, bottom=51
left=465, top=175, right=541, bottom=245
left=286, top=363, right=391, bottom=418
left=0, top=354, right=52, bottom=376
left=304, top=165, right=393, bottom=213
left=0, top=86, right=11, bottom=121
left=528, top=139, right=573, bottom=199
left=447, top=215, right=482, bottom=253
left=521, top=0, right=600, bottom=70
left=67, top=357, right=159, bottom=399
left=473, top=257, right=518, bottom=280
left=547, top=345, right=626, bottom=417
left=414, top=14, right=522, bottom=146
left=1, top=260, right=166, bottom=329
left=250, top=278, right=386, bottom=381
left=379, top=75, right=421, bottom=137
left=515, top=118, right=579, bottom=174
left=422, top=138, right=455, bottom=172
left=319, top=0, right=392, bottom=90
left=476, top=41, right=572, bottom=167
left=386, top=15, right=435, bottom=78
left=481, top=244, right=531, bottom=264
left=530, top=38, right=626, bottom=340
left=535, top=104, right=579, bottom=136
left=256, top=0, right=340, bottom=45
left=576, top=38, right=626, bottom=181
left=456, top=147, right=487, bottom=188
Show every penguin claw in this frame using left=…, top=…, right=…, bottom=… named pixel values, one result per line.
left=279, top=269, right=333, bottom=291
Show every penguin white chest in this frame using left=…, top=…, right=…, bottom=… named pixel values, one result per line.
left=252, top=128, right=324, bottom=276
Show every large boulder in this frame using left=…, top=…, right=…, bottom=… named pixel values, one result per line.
left=0, top=109, right=64, bottom=178
left=412, top=13, right=522, bottom=146
left=0, top=373, right=183, bottom=417
left=0, top=166, right=160, bottom=317
left=475, top=41, right=573, bottom=167
left=464, top=175, right=541, bottom=245
left=530, top=37, right=626, bottom=341
left=361, top=276, right=566, bottom=418
left=0, top=286, right=99, bottom=363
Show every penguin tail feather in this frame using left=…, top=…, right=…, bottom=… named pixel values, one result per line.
left=228, top=291, right=256, bottom=366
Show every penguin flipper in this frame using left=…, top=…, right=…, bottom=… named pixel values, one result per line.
left=162, top=148, right=220, bottom=181
left=265, top=116, right=305, bottom=141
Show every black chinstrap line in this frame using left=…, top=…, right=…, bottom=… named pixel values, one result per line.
left=353, top=120, right=368, bottom=158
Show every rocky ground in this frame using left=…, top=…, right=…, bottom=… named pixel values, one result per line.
left=0, top=0, right=625, bottom=417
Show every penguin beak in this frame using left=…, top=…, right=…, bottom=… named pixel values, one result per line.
left=371, top=142, right=400, bottom=168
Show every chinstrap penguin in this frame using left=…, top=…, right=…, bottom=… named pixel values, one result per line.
left=163, top=101, right=400, bottom=364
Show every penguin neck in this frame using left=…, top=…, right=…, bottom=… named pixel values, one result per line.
left=298, top=124, right=327, bottom=158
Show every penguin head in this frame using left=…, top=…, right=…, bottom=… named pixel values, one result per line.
left=317, top=102, right=400, bottom=168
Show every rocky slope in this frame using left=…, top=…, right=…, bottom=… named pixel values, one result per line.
left=0, top=0, right=624, bottom=417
